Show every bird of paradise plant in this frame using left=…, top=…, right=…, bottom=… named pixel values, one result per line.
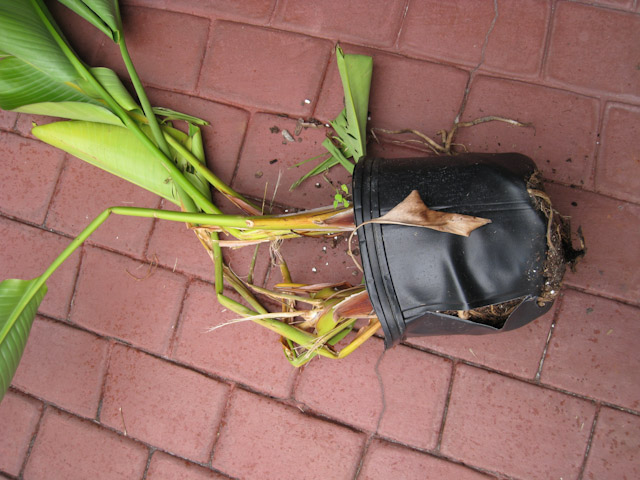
left=0, top=0, right=490, bottom=402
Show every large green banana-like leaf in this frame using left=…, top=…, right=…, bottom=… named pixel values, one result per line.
left=80, top=67, right=139, bottom=113
left=331, top=47, right=372, bottom=161
left=58, top=0, right=122, bottom=42
left=15, top=101, right=121, bottom=125
left=33, top=120, right=180, bottom=204
left=0, top=278, right=47, bottom=403
left=0, top=51, right=137, bottom=123
left=0, top=1, right=77, bottom=83
left=0, top=54, right=100, bottom=108
left=0, top=2, right=134, bottom=122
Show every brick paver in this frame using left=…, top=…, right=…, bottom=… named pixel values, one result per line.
left=400, top=0, right=550, bottom=77
left=199, top=22, right=332, bottom=116
left=273, top=0, right=407, bottom=48
left=123, top=0, right=276, bottom=23
left=45, top=157, right=160, bottom=258
left=100, top=345, right=229, bottom=463
left=146, top=451, right=229, bottom=480
left=70, top=247, right=187, bottom=353
left=441, top=364, right=596, bottom=480
left=541, top=290, right=640, bottom=410
left=596, top=103, right=640, bottom=203
left=212, top=388, right=365, bottom=480
left=545, top=1, right=640, bottom=98
left=95, top=6, right=210, bottom=93
left=232, top=113, right=351, bottom=210
left=456, top=75, right=599, bottom=188
left=0, top=216, right=81, bottom=319
left=546, top=184, right=640, bottom=305
left=23, top=409, right=148, bottom=480
left=406, top=302, right=557, bottom=379
left=0, top=392, right=41, bottom=477
left=0, top=133, right=65, bottom=224
left=358, top=439, right=493, bottom=480
left=1, top=0, right=639, bottom=478
left=315, top=46, right=469, bottom=137
left=172, top=280, right=297, bottom=398
left=583, top=407, right=640, bottom=480
left=12, top=318, right=109, bottom=418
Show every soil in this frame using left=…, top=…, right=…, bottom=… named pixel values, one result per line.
left=442, top=170, right=585, bottom=329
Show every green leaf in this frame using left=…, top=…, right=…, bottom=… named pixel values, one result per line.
left=32, top=120, right=180, bottom=204
left=0, top=278, right=47, bottom=402
left=153, top=107, right=209, bottom=126
left=328, top=324, right=353, bottom=345
left=0, top=1, right=77, bottom=84
left=333, top=46, right=372, bottom=161
left=289, top=154, right=336, bottom=191
left=58, top=0, right=122, bottom=42
left=15, top=101, right=121, bottom=125
left=164, top=125, right=212, bottom=203
left=82, top=67, right=139, bottom=113
left=0, top=54, right=96, bottom=111
left=0, top=3, right=134, bottom=122
left=322, top=137, right=354, bottom=174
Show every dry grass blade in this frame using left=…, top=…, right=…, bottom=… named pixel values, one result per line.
left=274, top=281, right=354, bottom=294
left=206, top=311, right=310, bottom=332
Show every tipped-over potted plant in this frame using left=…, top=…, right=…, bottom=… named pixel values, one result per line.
left=0, top=0, right=582, bottom=402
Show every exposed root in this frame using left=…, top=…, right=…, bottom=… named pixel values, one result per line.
left=371, top=116, right=533, bottom=156
left=125, top=254, right=159, bottom=281
left=441, top=298, right=522, bottom=329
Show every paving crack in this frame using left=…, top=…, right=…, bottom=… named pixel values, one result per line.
left=453, top=0, right=499, bottom=125
left=352, top=348, right=387, bottom=479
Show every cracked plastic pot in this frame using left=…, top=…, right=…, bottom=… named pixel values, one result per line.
left=353, top=153, right=566, bottom=348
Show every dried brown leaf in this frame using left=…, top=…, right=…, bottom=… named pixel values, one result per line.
left=332, top=290, right=374, bottom=322
left=371, top=190, right=491, bottom=237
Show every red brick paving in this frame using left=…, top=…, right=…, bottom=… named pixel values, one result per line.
left=0, top=392, right=41, bottom=477
left=358, top=439, right=493, bottom=480
left=172, top=280, right=297, bottom=398
left=596, top=103, right=640, bottom=203
left=211, top=388, right=365, bottom=480
left=2, top=1, right=639, bottom=479
left=441, top=365, right=596, bottom=480
left=146, top=451, right=228, bottom=480
left=23, top=409, right=148, bottom=480
left=70, top=247, right=187, bottom=353
left=545, top=1, right=640, bottom=99
left=541, top=290, right=640, bottom=410
left=0, top=217, right=80, bottom=319
left=406, top=301, right=558, bottom=379
left=583, top=407, right=640, bottom=480
left=456, top=75, right=599, bottom=187
left=100, top=345, right=229, bottom=463
left=45, top=157, right=161, bottom=258
left=0, top=134, right=65, bottom=225
left=12, top=318, right=109, bottom=418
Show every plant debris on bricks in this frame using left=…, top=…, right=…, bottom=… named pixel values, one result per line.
left=0, top=0, right=583, bottom=403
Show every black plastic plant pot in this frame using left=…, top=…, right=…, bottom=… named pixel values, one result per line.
left=352, top=153, right=557, bottom=348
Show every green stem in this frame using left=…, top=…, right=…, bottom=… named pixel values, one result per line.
left=117, top=36, right=170, bottom=156
left=163, top=132, right=260, bottom=213
left=0, top=208, right=111, bottom=346
left=30, top=0, right=216, bottom=214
